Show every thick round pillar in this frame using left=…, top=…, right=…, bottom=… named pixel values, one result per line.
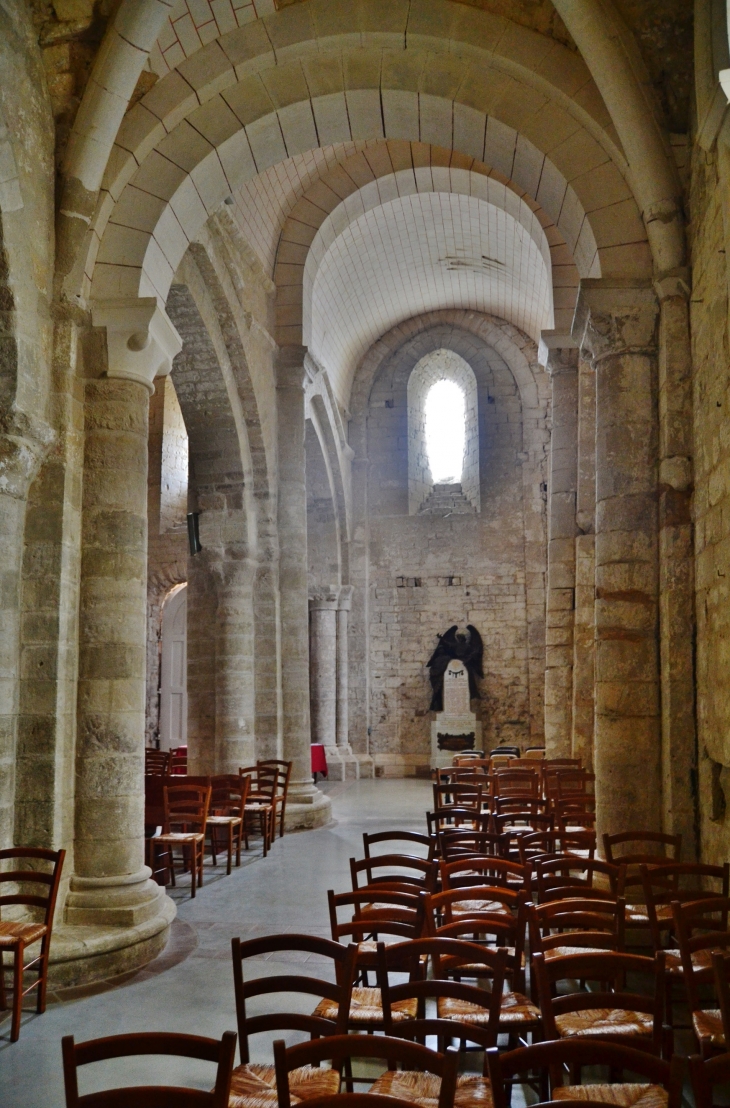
left=309, top=588, right=338, bottom=747
left=336, top=586, right=353, bottom=748
left=276, top=347, right=331, bottom=827
left=67, top=300, right=180, bottom=936
left=575, top=281, right=661, bottom=838
left=215, top=561, right=256, bottom=774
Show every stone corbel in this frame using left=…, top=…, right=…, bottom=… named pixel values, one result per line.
left=92, top=298, right=182, bottom=394
left=538, top=329, right=578, bottom=370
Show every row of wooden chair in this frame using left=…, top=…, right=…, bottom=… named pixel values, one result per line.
left=145, top=745, right=187, bottom=775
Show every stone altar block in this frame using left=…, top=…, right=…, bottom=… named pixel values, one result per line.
left=430, top=659, right=482, bottom=768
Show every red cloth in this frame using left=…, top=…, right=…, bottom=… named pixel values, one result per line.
left=311, top=744, right=328, bottom=776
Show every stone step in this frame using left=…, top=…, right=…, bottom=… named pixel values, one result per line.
left=418, top=482, right=475, bottom=515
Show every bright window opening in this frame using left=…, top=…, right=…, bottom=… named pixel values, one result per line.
left=425, top=379, right=466, bottom=484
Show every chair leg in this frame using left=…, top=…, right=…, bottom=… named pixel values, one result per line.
left=36, top=939, right=50, bottom=1014
left=226, top=823, right=233, bottom=876
left=261, top=813, right=268, bottom=858
left=11, top=942, right=23, bottom=1042
left=209, top=826, right=218, bottom=867
left=235, top=821, right=242, bottom=867
left=0, top=951, right=6, bottom=1011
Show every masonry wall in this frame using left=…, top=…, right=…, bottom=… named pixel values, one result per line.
left=359, top=325, right=546, bottom=774
left=690, top=130, right=730, bottom=864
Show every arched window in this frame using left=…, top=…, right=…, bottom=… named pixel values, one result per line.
left=407, top=349, right=480, bottom=514
left=424, top=378, right=466, bottom=484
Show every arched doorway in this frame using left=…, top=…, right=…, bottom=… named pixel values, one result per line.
left=159, top=584, right=187, bottom=751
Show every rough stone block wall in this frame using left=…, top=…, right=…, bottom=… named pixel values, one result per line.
left=690, top=142, right=730, bottom=863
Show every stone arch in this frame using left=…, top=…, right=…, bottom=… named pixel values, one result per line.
left=86, top=3, right=652, bottom=311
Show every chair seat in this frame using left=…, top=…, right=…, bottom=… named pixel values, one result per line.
left=246, top=803, right=273, bottom=812
left=371, top=1070, right=493, bottom=1108
left=437, top=991, right=540, bottom=1028
left=0, top=921, right=47, bottom=946
left=553, top=1084, right=667, bottom=1108
left=228, top=1062, right=340, bottom=1107
left=624, top=904, right=672, bottom=926
left=451, top=901, right=511, bottom=917
left=153, top=832, right=204, bottom=843
left=207, top=815, right=242, bottom=825
left=664, top=948, right=713, bottom=975
left=692, top=1008, right=725, bottom=1049
left=313, top=986, right=417, bottom=1024
left=555, top=1009, right=654, bottom=1039
left=543, top=946, right=612, bottom=961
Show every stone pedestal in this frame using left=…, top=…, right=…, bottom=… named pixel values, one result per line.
left=64, top=299, right=181, bottom=976
left=277, top=347, right=331, bottom=829
left=430, top=660, right=482, bottom=768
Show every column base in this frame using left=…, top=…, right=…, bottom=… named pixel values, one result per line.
left=323, top=744, right=362, bottom=781
left=64, top=866, right=168, bottom=927
left=48, top=892, right=176, bottom=989
left=284, top=787, right=332, bottom=830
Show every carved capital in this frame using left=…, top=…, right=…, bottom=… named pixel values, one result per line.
left=538, top=329, right=578, bottom=371
left=309, top=585, right=340, bottom=610
left=92, top=298, right=182, bottom=394
left=337, top=585, right=354, bottom=611
left=572, top=279, right=659, bottom=364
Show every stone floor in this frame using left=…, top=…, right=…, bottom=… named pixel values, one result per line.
left=0, top=778, right=432, bottom=1105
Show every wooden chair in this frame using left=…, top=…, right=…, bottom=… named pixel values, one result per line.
left=150, top=783, right=211, bottom=897
left=524, top=747, right=546, bottom=759
left=230, top=933, right=357, bottom=1105
left=363, top=830, right=435, bottom=862
left=0, top=845, right=65, bottom=1042
left=603, top=830, right=682, bottom=930
left=690, top=1049, right=730, bottom=1108
left=427, top=884, right=524, bottom=927
left=350, top=854, right=438, bottom=894
left=672, top=896, right=730, bottom=1055
left=327, top=888, right=427, bottom=978
left=144, top=748, right=169, bottom=776
left=427, top=808, right=487, bottom=845
left=517, top=829, right=595, bottom=867
left=257, top=758, right=292, bottom=839
left=62, top=1030, right=237, bottom=1107
left=533, top=948, right=667, bottom=1055
left=527, top=897, right=627, bottom=963
left=487, top=1040, right=684, bottom=1108
left=493, top=769, right=540, bottom=799
left=207, top=773, right=250, bottom=874
left=240, top=764, right=277, bottom=856
left=433, top=782, right=485, bottom=811
left=535, top=855, right=623, bottom=903
left=274, top=1034, right=458, bottom=1108
left=440, top=854, right=529, bottom=894
left=168, top=746, right=188, bottom=774
left=439, top=829, right=506, bottom=862
left=554, top=796, right=596, bottom=831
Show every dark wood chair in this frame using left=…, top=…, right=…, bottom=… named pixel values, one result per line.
left=439, top=828, right=507, bottom=862
left=350, top=854, right=438, bottom=894
left=0, top=845, right=65, bottom=1041
left=257, top=758, right=292, bottom=839
left=535, top=854, right=624, bottom=903
left=517, top=829, right=595, bottom=867
left=240, top=764, right=278, bottom=856
left=672, top=895, right=730, bottom=1055
left=168, top=746, right=188, bottom=774
left=363, top=830, right=435, bottom=862
left=144, top=748, right=170, bottom=776
left=493, top=768, right=540, bottom=799
left=690, top=1049, right=730, bottom=1108
left=527, top=896, right=627, bottom=961
left=62, top=1030, right=237, bottom=1107
left=433, top=782, right=486, bottom=811
left=533, top=948, right=667, bottom=1055
left=273, top=1034, right=458, bottom=1108
left=149, top=783, right=211, bottom=897
left=487, top=1039, right=684, bottom=1108
left=427, top=807, right=487, bottom=841
left=603, top=830, right=682, bottom=931
left=230, top=933, right=357, bottom=1107
left=427, top=883, right=523, bottom=926
left=440, top=854, right=530, bottom=895
left=207, top=773, right=250, bottom=874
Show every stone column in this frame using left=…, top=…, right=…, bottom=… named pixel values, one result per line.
left=572, top=354, right=596, bottom=770
left=656, top=274, right=697, bottom=855
left=543, top=341, right=579, bottom=757
left=215, top=560, right=256, bottom=774
left=336, top=586, right=353, bottom=749
left=574, top=280, right=661, bottom=837
left=276, top=346, right=331, bottom=827
left=66, top=299, right=181, bottom=931
left=309, top=587, right=339, bottom=748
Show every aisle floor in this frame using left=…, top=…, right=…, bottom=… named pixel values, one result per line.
left=0, top=778, right=432, bottom=1106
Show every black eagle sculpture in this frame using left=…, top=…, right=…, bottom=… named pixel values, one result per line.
left=426, top=624, right=484, bottom=712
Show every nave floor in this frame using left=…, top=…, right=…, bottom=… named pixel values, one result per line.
left=0, top=778, right=432, bottom=1106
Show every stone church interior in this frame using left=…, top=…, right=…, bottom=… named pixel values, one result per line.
left=4, top=0, right=730, bottom=1104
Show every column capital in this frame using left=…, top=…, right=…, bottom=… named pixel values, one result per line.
left=337, top=585, right=354, bottom=611
left=275, top=344, right=310, bottom=390
left=538, top=329, right=578, bottom=371
left=572, top=279, right=659, bottom=363
left=309, top=585, right=340, bottom=611
left=653, top=269, right=691, bottom=303
left=92, top=298, right=182, bottom=394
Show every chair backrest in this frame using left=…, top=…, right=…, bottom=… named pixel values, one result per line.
left=518, top=830, right=595, bottom=866
left=603, top=830, right=682, bottom=866
left=433, top=782, right=484, bottom=809
left=555, top=769, right=595, bottom=797
left=490, top=747, right=520, bottom=757
left=426, top=884, right=524, bottom=928
left=273, top=1035, right=458, bottom=1108
left=168, top=746, right=188, bottom=775
left=487, top=1040, right=682, bottom=1108
left=62, top=1030, right=237, bottom=1108
left=527, top=897, right=626, bottom=956
left=327, top=889, right=426, bottom=946
left=257, top=759, right=292, bottom=798
left=427, top=807, right=486, bottom=837
left=439, top=829, right=506, bottom=861
left=350, top=854, right=438, bottom=893
left=523, top=748, right=546, bottom=759
left=0, top=846, right=65, bottom=928
left=434, top=903, right=528, bottom=990
left=671, top=895, right=730, bottom=1009
left=163, top=784, right=211, bottom=834
left=440, top=854, right=529, bottom=892
left=641, top=862, right=730, bottom=950
left=533, top=949, right=664, bottom=1050
left=363, top=830, right=435, bottom=861
left=492, top=811, right=553, bottom=838
left=240, top=764, right=279, bottom=801
left=555, top=797, right=596, bottom=831
left=690, top=1050, right=730, bottom=1108
left=145, top=749, right=170, bottom=776
left=493, top=769, right=539, bottom=798
left=210, top=774, right=250, bottom=814
left=535, top=855, right=623, bottom=902
left=231, top=933, right=358, bottom=1063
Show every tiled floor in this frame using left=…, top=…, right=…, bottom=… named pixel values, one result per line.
left=0, top=777, right=432, bottom=1105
